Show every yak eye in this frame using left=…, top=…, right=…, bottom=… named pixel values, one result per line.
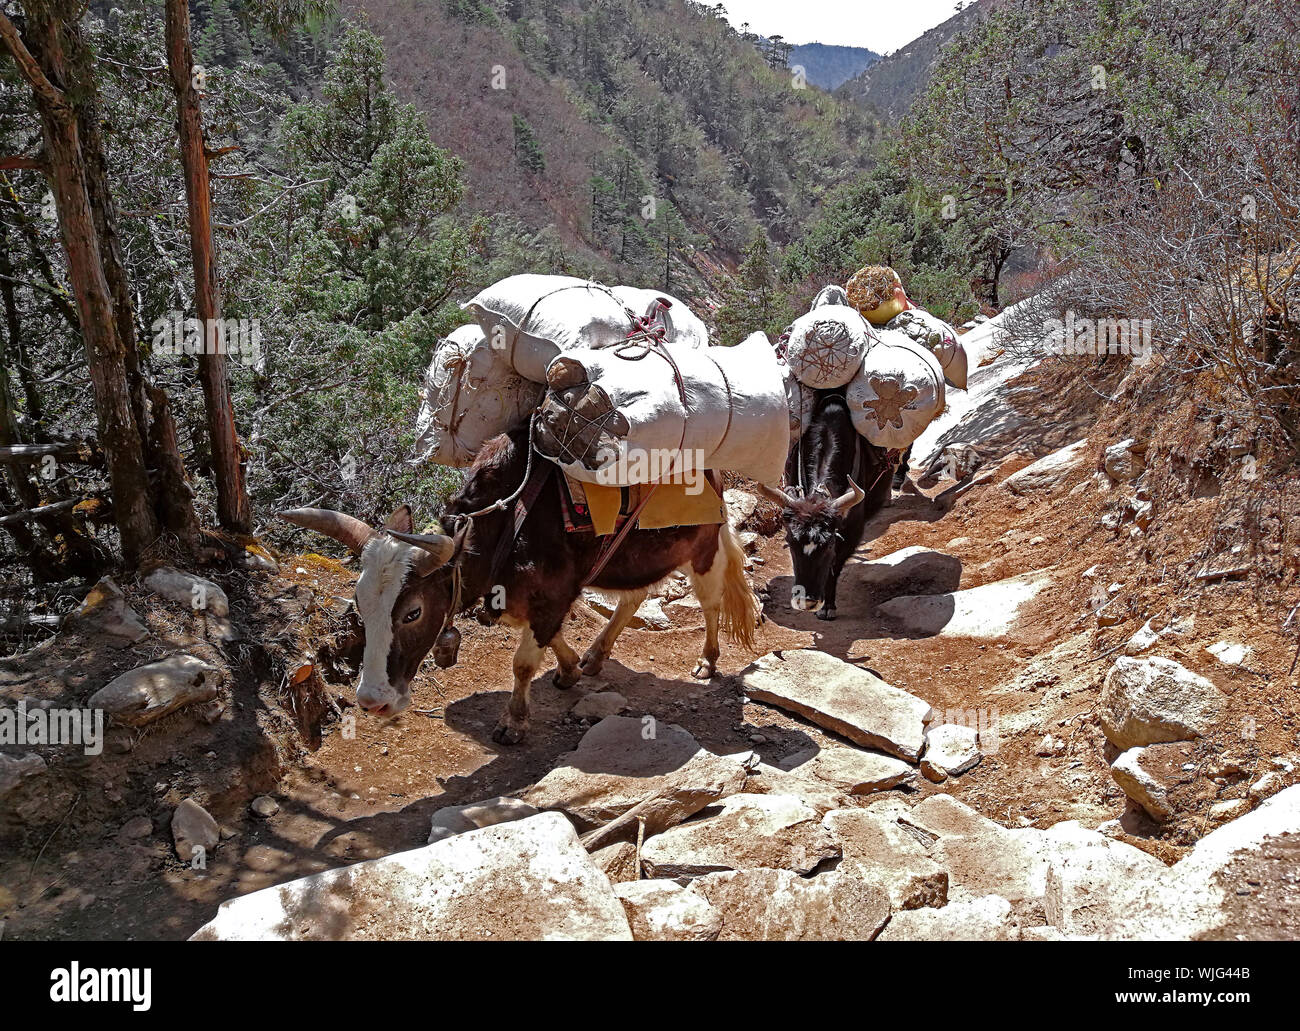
left=402, top=607, right=422, bottom=624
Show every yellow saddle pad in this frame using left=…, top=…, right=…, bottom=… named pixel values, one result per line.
left=570, top=477, right=725, bottom=536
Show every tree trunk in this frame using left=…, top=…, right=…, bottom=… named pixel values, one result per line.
left=0, top=8, right=159, bottom=564
left=165, top=0, right=252, bottom=533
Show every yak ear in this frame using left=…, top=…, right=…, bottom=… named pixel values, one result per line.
left=383, top=505, right=414, bottom=534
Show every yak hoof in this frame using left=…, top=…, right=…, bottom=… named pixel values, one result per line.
left=579, top=652, right=606, bottom=677
left=492, top=718, right=529, bottom=745
left=553, top=666, right=581, bottom=690
left=691, top=658, right=716, bottom=680
left=817, top=607, right=837, bottom=621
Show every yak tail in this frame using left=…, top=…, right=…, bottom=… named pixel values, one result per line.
left=718, top=521, right=761, bottom=653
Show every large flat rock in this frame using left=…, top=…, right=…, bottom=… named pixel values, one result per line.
left=1104, top=785, right=1300, bottom=940
left=856, top=546, right=962, bottom=591
left=899, top=795, right=1163, bottom=907
left=190, top=812, right=632, bottom=941
left=824, top=808, right=949, bottom=910
left=1003, top=438, right=1090, bottom=494
left=877, top=895, right=1018, bottom=941
left=692, top=868, right=890, bottom=941
left=739, top=650, right=931, bottom=761
left=640, top=793, right=839, bottom=878
left=776, top=746, right=917, bottom=794
left=522, top=716, right=747, bottom=834
left=1099, top=656, right=1227, bottom=749
left=877, top=570, right=1051, bottom=639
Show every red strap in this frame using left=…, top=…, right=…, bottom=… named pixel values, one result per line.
left=582, top=483, right=659, bottom=588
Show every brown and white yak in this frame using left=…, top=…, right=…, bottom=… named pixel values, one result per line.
left=282, top=424, right=758, bottom=744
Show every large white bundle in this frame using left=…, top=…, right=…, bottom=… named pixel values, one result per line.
left=785, top=304, right=875, bottom=389
left=609, top=286, right=710, bottom=349
left=461, top=274, right=635, bottom=382
left=847, top=329, right=946, bottom=450
left=413, top=325, right=543, bottom=468
left=887, top=308, right=969, bottom=389
left=535, top=332, right=789, bottom=486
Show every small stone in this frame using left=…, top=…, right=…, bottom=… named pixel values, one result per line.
left=88, top=654, right=222, bottom=727
left=1104, top=439, right=1145, bottom=482
left=1110, top=743, right=1196, bottom=821
left=1206, top=641, right=1251, bottom=667
left=250, top=796, right=280, bottom=818
left=171, top=799, right=219, bottom=863
left=614, top=880, right=721, bottom=941
left=571, top=691, right=629, bottom=720
left=143, top=566, right=230, bottom=618
left=921, top=724, right=982, bottom=782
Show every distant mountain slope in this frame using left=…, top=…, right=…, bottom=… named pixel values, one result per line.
left=346, top=0, right=877, bottom=295
left=788, top=42, right=880, bottom=90
left=837, top=0, right=998, bottom=119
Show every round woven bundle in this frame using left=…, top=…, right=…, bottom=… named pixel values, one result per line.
left=847, top=265, right=905, bottom=326
left=886, top=308, right=967, bottom=389
left=785, top=305, right=874, bottom=389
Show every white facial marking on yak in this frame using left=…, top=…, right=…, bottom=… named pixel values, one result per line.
left=354, top=535, right=420, bottom=714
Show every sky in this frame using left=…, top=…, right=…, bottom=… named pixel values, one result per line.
left=714, top=0, right=968, bottom=55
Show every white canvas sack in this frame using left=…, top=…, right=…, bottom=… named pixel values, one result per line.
left=414, top=324, right=543, bottom=468
left=461, top=274, right=636, bottom=382
left=847, top=328, right=946, bottom=450
left=535, top=331, right=789, bottom=486
left=887, top=307, right=969, bottom=389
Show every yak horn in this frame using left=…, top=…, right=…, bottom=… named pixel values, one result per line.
left=280, top=508, right=373, bottom=555
left=832, top=478, right=866, bottom=516
left=755, top=482, right=799, bottom=509
left=385, top=529, right=456, bottom=573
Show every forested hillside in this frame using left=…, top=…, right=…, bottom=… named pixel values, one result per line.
left=836, top=0, right=996, bottom=119
left=348, top=0, right=878, bottom=283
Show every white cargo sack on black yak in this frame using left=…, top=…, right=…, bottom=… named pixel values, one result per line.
left=610, top=286, right=710, bottom=349
left=847, top=329, right=946, bottom=450
left=887, top=307, right=969, bottom=389
left=461, top=274, right=635, bottom=382
left=785, top=365, right=813, bottom=443
left=785, top=304, right=875, bottom=390
left=414, top=324, right=544, bottom=468
left=535, top=332, right=789, bottom=487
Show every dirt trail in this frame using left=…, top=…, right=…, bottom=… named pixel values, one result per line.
left=4, top=353, right=1298, bottom=940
